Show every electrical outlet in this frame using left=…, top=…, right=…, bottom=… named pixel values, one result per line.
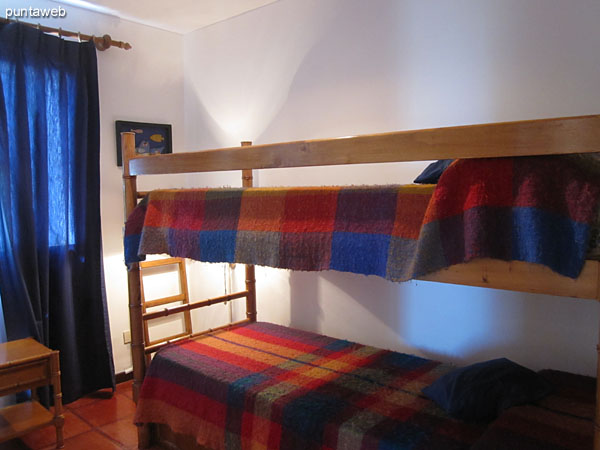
left=123, top=330, right=131, bottom=344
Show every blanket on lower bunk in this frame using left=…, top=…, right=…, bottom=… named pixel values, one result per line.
left=135, top=322, right=485, bottom=450
left=125, top=156, right=600, bottom=280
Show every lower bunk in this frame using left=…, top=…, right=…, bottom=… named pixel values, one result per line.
left=134, top=322, right=594, bottom=450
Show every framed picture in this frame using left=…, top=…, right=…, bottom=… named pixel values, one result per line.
left=115, top=120, right=172, bottom=166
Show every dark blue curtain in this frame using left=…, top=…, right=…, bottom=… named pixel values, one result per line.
left=0, top=23, right=115, bottom=403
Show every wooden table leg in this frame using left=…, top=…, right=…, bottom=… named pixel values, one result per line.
left=50, top=352, right=64, bottom=449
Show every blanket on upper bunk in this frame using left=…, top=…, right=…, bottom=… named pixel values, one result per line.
left=124, top=156, right=600, bottom=280
left=135, top=322, right=485, bottom=450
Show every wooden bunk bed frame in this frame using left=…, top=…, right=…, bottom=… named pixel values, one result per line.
left=122, top=114, right=600, bottom=449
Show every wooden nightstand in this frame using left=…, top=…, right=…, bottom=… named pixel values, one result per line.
left=0, top=338, right=64, bottom=448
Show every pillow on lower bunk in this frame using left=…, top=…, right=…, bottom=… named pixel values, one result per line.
left=413, top=159, right=454, bottom=184
left=562, top=152, right=600, bottom=176
left=422, top=358, right=553, bottom=422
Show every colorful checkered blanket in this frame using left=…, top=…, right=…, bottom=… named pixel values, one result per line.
left=124, top=156, right=600, bottom=280
left=135, top=322, right=485, bottom=449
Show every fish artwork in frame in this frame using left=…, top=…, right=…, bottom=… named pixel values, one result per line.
left=115, top=120, right=173, bottom=166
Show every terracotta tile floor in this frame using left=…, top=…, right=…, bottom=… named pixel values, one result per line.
left=0, top=380, right=163, bottom=450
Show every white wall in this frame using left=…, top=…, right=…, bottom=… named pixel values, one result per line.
left=93, top=15, right=185, bottom=375
left=182, top=0, right=600, bottom=375
left=3, top=0, right=186, bottom=373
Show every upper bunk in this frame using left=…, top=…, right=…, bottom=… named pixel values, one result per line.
left=122, top=114, right=600, bottom=301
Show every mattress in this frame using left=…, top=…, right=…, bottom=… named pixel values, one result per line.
left=470, top=370, right=595, bottom=450
left=135, top=322, right=485, bottom=450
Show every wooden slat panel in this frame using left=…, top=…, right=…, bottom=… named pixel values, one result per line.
left=140, top=257, right=194, bottom=355
left=143, top=290, right=249, bottom=321
left=129, top=115, right=600, bottom=175
left=140, top=258, right=183, bottom=269
left=144, top=293, right=187, bottom=309
left=419, top=259, right=600, bottom=300
left=144, top=319, right=252, bottom=355
left=147, top=331, right=190, bottom=348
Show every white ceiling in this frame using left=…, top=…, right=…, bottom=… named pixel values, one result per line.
left=54, top=0, right=279, bottom=34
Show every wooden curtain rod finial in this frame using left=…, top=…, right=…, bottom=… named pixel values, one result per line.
left=93, top=34, right=112, bottom=51
left=93, top=34, right=132, bottom=51
left=117, top=41, right=132, bottom=50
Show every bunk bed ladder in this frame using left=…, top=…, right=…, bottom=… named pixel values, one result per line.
left=139, top=257, right=193, bottom=364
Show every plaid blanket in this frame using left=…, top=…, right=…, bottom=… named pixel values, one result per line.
left=125, top=184, right=433, bottom=280
left=124, top=156, right=600, bottom=280
left=135, top=322, right=485, bottom=449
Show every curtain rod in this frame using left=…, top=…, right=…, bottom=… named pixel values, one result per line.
left=0, top=17, right=132, bottom=51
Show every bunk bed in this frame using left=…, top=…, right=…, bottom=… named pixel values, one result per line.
left=122, top=115, right=600, bottom=450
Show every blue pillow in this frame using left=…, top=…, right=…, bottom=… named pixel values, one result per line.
left=413, top=159, right=454, bottom=184
left=422, top=358, right=553, bottom=422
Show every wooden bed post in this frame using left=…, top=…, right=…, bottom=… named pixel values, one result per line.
left=122, top=132, right=151, bottom=448
left=241, top=141, right=257, bottom=323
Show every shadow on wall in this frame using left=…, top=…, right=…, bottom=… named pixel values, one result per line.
left=398, top=280, right=599, bottom=375
left=257, top=0, right=420, bottom=143
left=183, top=79, right=231, bottom=150
left=288, top=270, right=407, bottom=346
left=288, top=268, right=599, bottom=375
left=183, top=0, right=341, bottom=147
left=289, top=271, right=322, bottom=332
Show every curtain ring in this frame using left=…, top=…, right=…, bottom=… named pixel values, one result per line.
left=58, top=28, right=63, bottom=38
left=37, top=23, right=41, bottom=30
left=77, top=31, right=82, bottom=43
